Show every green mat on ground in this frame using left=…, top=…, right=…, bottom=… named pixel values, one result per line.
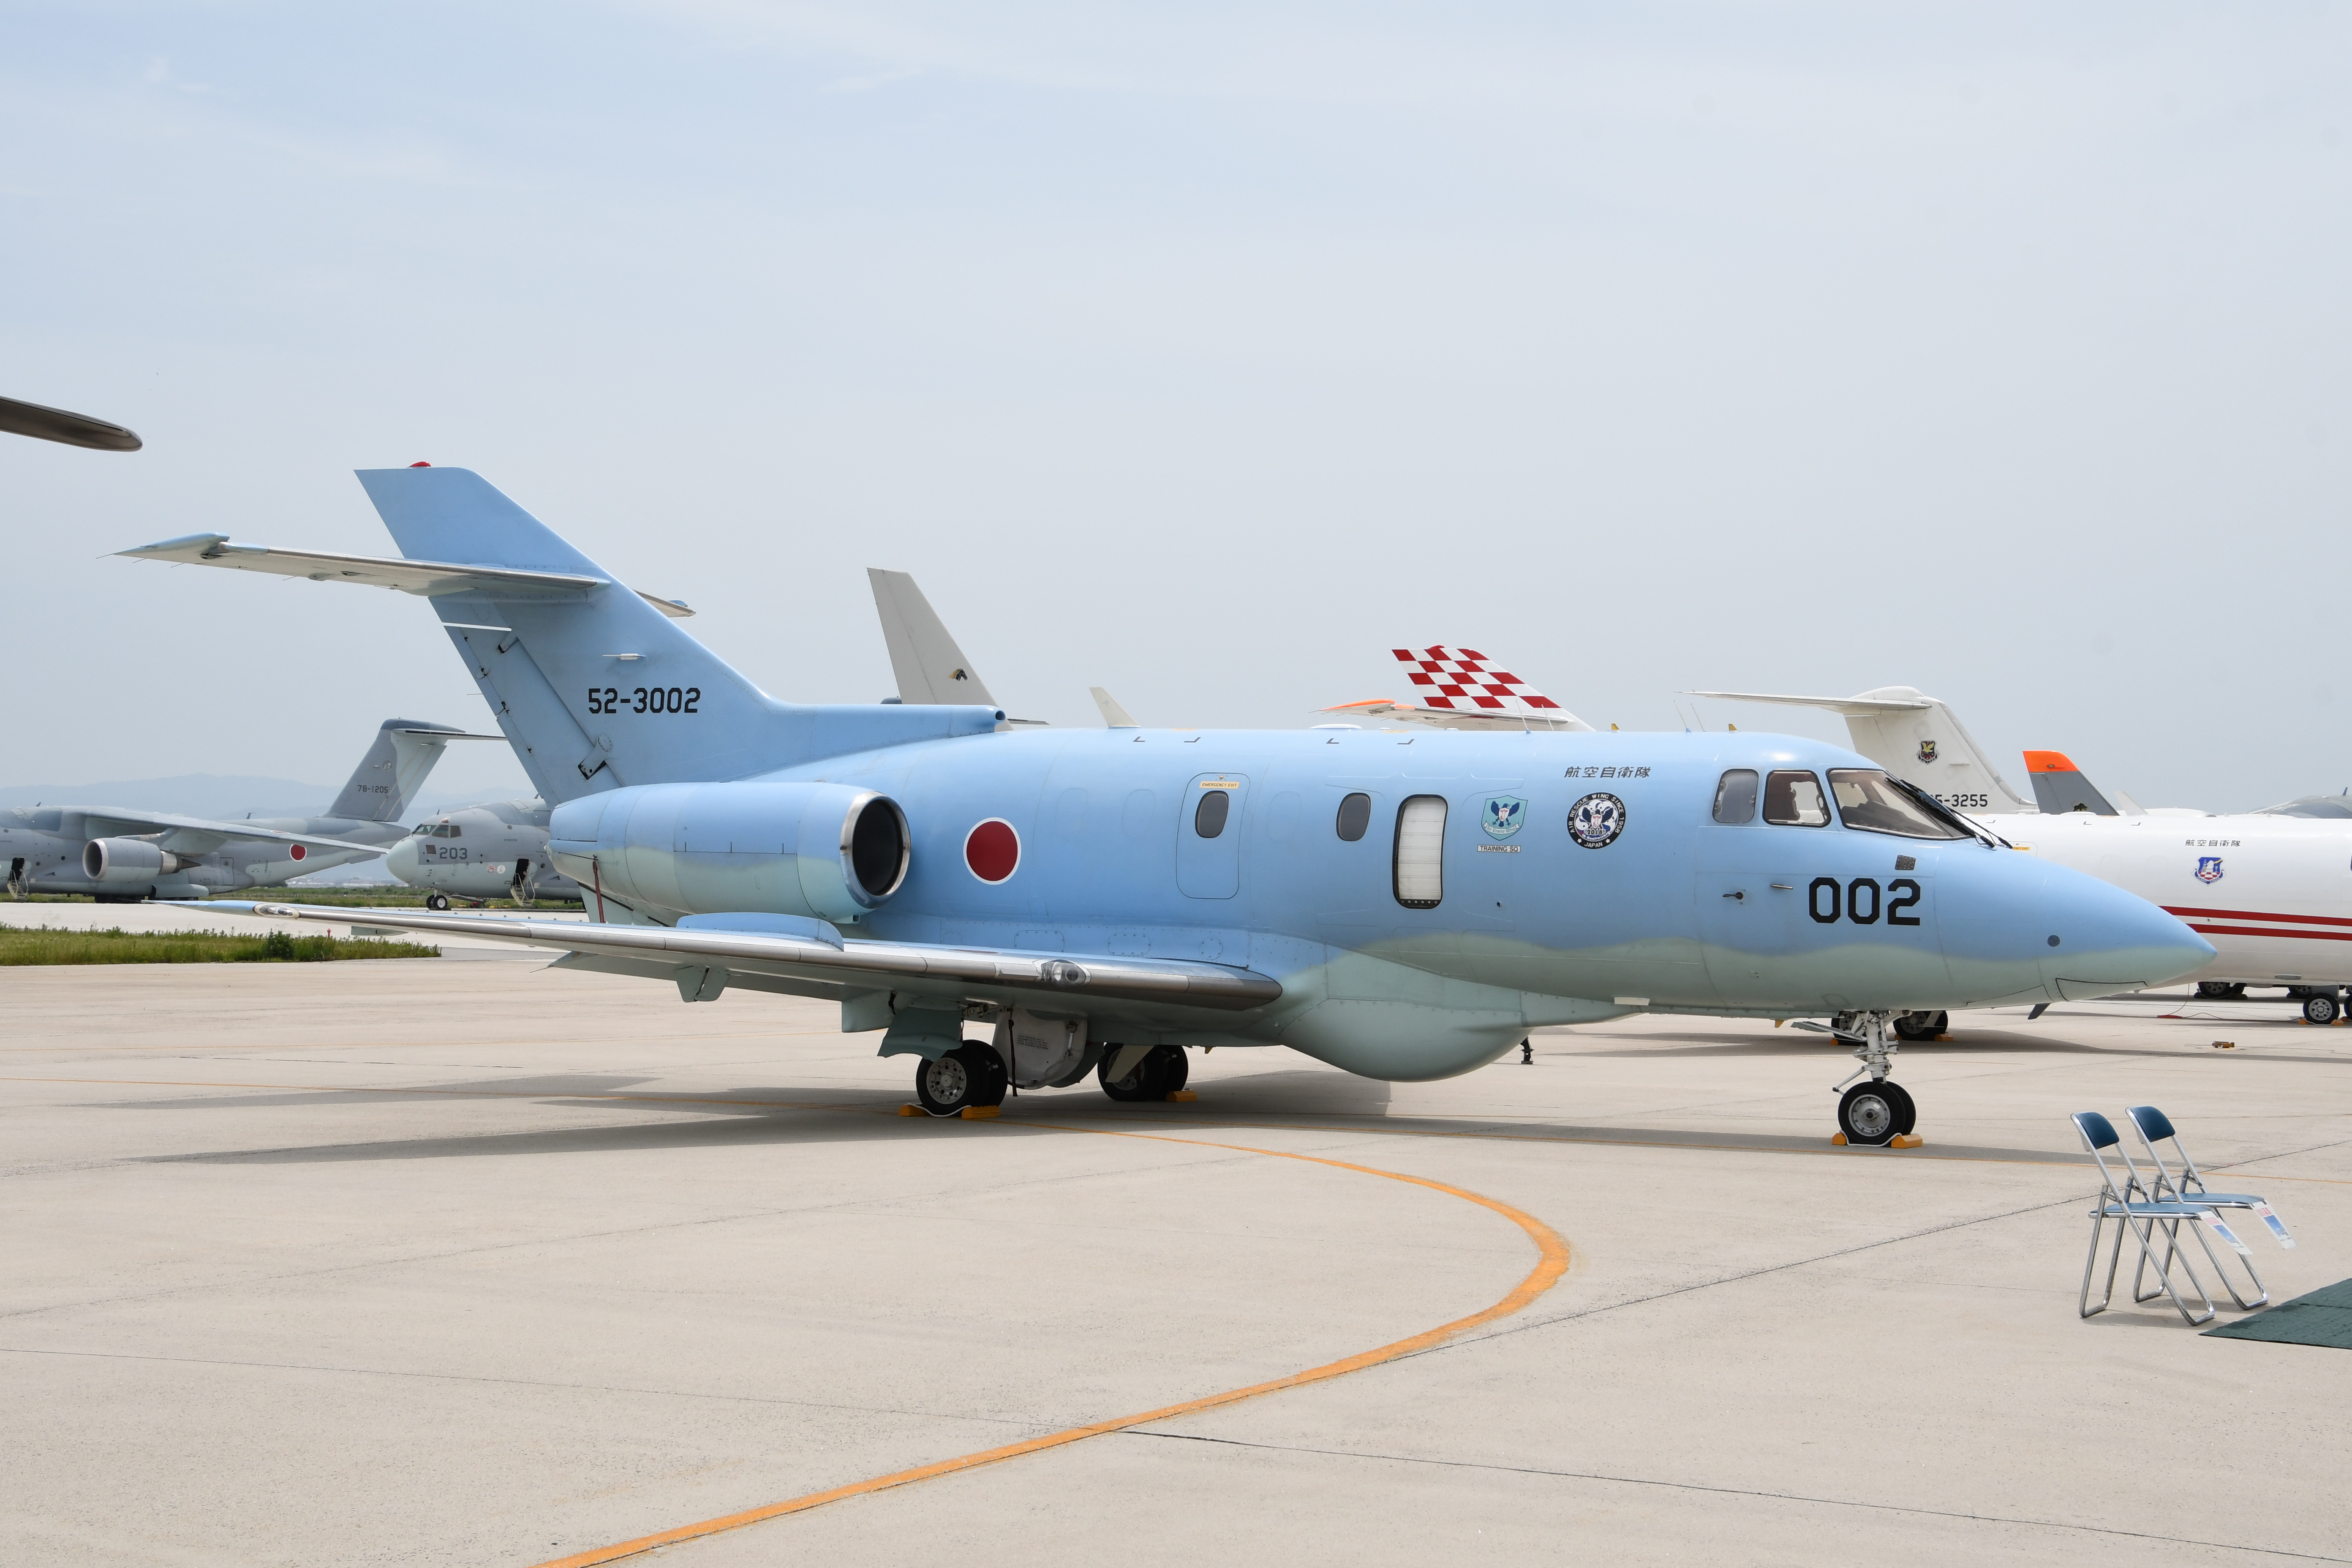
left=2205, top=1278, right=2352, bottom=1348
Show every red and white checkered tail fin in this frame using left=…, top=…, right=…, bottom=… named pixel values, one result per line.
left=1391, top=645, right=1563, bottom=714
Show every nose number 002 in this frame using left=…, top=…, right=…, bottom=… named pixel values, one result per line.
left=1809, top=877, right=1922, bottom=926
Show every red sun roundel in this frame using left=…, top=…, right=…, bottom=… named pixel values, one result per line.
left=964, top=819, right=1019, bottom=883
left=289, top=844, right=307, bottom=861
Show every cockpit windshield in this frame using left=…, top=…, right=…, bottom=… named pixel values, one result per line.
left=1829, top=769, right=1970, bottom=840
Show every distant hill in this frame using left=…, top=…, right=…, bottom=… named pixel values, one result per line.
left=0, top=775, right=528, bottom=823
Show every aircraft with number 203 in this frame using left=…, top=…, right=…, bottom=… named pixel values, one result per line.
left=120, top=467, right=2213, bottom=1146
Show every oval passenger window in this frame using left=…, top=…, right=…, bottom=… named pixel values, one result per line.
left=1335, top=792, right=1372, bottom=842
left=1194, top=788, right=1231, bottom=838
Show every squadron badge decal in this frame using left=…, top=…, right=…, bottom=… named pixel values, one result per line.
left=1917, top=740, right=1938, bottom=764
left=1482, top=796, right=1528, bottom=840
left=1568, top=792, right=1626, bottom=849
left=2196, top=856, right=2224, bottom=885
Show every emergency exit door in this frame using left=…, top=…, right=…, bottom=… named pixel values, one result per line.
left=1177, top=772, right=1249, bottom=898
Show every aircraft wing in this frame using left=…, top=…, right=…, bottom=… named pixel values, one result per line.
left=117, top=534, right=695, bottom=618
left=204, top=902, right=1285, bottom=1012
left=1, top=394, right=142, bottom=452
left=73, top=812, right=385, bottom=857
left=1686, top=689, right=1932, bottom=717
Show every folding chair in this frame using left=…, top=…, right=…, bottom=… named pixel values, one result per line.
left=2073, top=1111, right=2245, bottom=1326
left=2125, top=1104, right=2294, bottom=1311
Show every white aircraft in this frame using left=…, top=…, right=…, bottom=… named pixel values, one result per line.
left=1690, top=686, right=2352, bottom=1023
left=1, top=720, right=486, bottom=901
left=1322, top=647, right=1594, bottom=732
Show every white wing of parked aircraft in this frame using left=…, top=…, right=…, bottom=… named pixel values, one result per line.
left=121, top=531, right=696, bottom=618
left=1325, top=646, right=1594, bottom=732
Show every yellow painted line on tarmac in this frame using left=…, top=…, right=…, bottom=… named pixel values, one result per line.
left=527, top=1122, right=1569, bottom=1568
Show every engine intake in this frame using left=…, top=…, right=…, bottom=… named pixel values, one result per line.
left=546, top=781, right=909, bottom=923
left=82, top=838, right=187, bottom=883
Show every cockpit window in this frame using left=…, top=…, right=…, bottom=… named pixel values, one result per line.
left=1829, top=769, right=1970, bottom=840
left=1761, top=770, right=1830, bottom=827
left=1712, top=770, right=1758, bottom=824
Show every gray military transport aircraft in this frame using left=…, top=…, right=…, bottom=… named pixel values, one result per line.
left=2, top=720, right=486, bottom=901
left=121, top=466, right=2214, bottom=1144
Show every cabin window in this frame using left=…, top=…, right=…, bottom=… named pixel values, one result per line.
left=1712, top=769, right=1758, bottom=824
left=1193, top=788, right=1231, bottom=839
left=1762, top=770, right=1830, bottom=827
left=1394, top=795, right=1447, bottom=908
left=1335, top=792, right=1372, bottom=842
left=1828, top=769, right=1969, bottom=840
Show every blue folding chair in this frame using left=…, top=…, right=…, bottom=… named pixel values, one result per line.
left=2073, top=1111, right=2246, bottom=1326
left=2125, top=1104, right=2294, bottom=1311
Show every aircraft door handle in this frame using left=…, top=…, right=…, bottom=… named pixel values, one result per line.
left=1722, top=890, right=1745, bottom=901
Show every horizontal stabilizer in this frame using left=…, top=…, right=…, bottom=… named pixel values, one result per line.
left=118, top=534, right=695, bottom=617
left=201, top=902, right=1286, bottom=1013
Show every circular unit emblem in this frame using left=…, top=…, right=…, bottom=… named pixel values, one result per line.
left=289, top=844, right=307, bottom=862
left=964, top=818, right=1021, bottom=883
left=1566, top=792, right=1626, bottom=849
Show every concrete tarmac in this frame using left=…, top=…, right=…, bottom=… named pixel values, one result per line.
left=1, top=960, right=2345, bottom=1566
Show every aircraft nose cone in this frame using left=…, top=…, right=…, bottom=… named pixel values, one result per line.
left=2038, top=867, right=2214, bottom=998
left=385, top=837, right=420, bottom=884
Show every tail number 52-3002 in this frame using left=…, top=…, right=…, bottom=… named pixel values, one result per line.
left=1808, top=877, right=1922, bottom=926
left=587, top=686, right=701, bottom=715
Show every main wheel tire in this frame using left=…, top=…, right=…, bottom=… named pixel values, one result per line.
left=1150, top=1044, right=1189, bottom=1096
left=2197, top=981, right=2247, bottom=1000
left=1893, top=1012, right=1938, bottom=1042
left=2302, top=993, right=2341, bottom=1026
left=425, top=893, right=450, bottom=911
left=1879, top=1080, right=1917, bottom=1137
left=1838, top=1082, right=1901, bottom=1146
left=1099, top=1044, right=1188, bottom=1102
left=915, top=1042, right=1008, bottom=1115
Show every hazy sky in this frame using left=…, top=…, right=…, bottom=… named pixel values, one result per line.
left=6, top=3, right=2346, bottom=810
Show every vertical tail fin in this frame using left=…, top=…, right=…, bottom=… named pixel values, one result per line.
left=324, top=720, right=470, bottom=822
left=867, top=569, right=997, bottom=706
left=2024, top=751, right=2123, bottom=815
left=353, top=468, right=999, bottom=800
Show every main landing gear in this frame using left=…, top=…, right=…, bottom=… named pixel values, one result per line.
left=1098, top=1044, right=1189, bottom=1102
left=913, top=1041, right=1010, bottom=1116
left=1831, top=1010, right=1917, bottom=1147
left=424, top=893, right=451, bottom=911
left=2298, top=988, right=2345, bottom=1026
left=1892, top=1010, right=1948, bottom=1043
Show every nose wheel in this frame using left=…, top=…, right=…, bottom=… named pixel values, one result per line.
left=1838, top=1080, right=1916, bottom=1145
left=1829, top=1010, right=1918, bottom=1146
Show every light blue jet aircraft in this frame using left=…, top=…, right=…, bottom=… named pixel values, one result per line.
left=122, top=468, right=2213, bottom=1144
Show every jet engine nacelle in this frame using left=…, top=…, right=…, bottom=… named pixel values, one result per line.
left=82, top=838, right=188, bottom=882
left=546, top=781, right=909, bottom=924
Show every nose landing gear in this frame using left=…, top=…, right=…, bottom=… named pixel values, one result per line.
left=1830, top=1010, right=1917, bottom=1146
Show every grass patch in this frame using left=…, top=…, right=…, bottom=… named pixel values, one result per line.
left=0, top=926, right=440, bottom=965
